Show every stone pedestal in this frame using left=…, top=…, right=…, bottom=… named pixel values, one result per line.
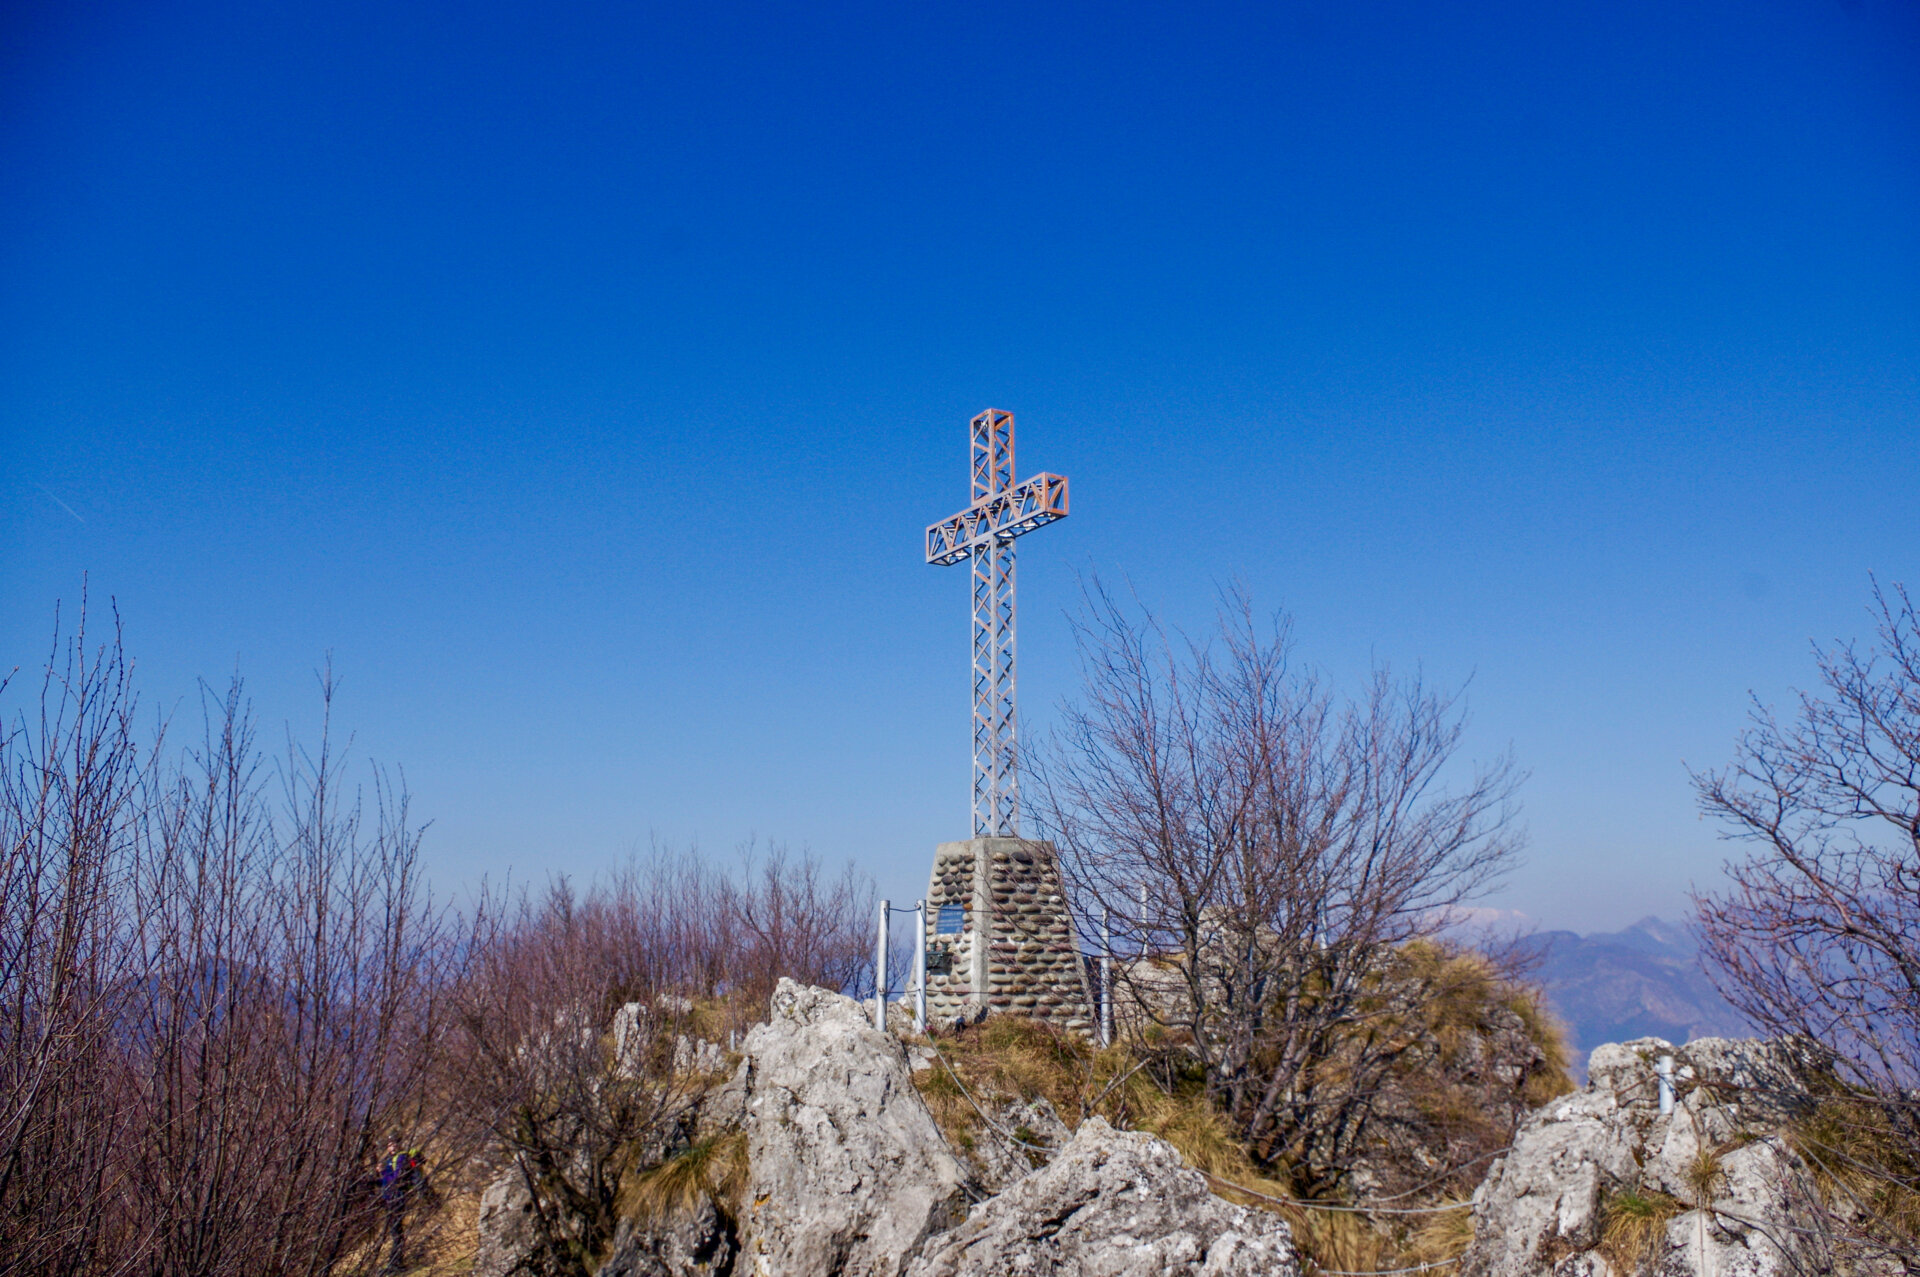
left=923, top=837, right=1093, bottom=1035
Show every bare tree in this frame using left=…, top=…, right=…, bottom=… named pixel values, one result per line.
left=718, top=839, right=877, bottom=1012
left=443, top=840, right=874, bottom=1276
left=446, top=874, right=708, bottom=1277
left=0, top=605, right=148, bottom=1277
left=112, top=669, right=458, bottom=1277
left=3, top=600, right=883, bottom=1276
left=1692, top=579, right=1920, bottom=1248
left=1, top=610, right=461, bottom=1277
left=1034, top=581, right=1524, bottom=1192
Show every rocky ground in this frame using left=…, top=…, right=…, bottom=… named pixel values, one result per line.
left=478, top=979, right=1296, bottom=1277
left=1461, top=1036, right=1841, bottom=1277
left=472, top=983, right=1844, bottom=1277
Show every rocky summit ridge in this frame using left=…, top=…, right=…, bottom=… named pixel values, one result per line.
left=1463, top=1036, right=1835, bottom=1277
left=478, top=982, right=1830, bottom=1277
left=479, top=978, right=1297, bottom=1277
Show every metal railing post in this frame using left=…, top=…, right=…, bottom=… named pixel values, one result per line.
left=876, top=898, right=890, bottom=1034
left=913, top=899, right=927, bottom=1035
left=1100, top=903, right=1112, bottom=1047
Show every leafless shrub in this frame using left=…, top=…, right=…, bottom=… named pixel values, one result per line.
left=446, top=875, right=707, bottom=1276
left=1, top=610, right=459, bottom=1277
left=111, top=669, right=458, bottom=1277
left=3, top=601, right=881, bottom=1277
left=443, top=840, right=874, bottom=1275
left=1034, top=581, right=1525, bottom=1193
left=718, top=839, right=876, bottom=1013
left=1692, top=578, right=1920, bottom=1259
left=0, top=604, right=147, bottom=1277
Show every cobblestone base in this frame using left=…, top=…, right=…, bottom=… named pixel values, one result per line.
left=923, top=837, right=1092, bottom=1036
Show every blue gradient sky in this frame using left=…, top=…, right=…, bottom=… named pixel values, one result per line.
left=5, top=0, right=1916, bottom=930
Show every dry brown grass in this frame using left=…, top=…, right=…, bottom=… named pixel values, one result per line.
left=1207, top=1190, right=1474, bottom=1277
left=1682, top=1146, right=1724, bottom=1201
left=1406, top=1206, right=1476, bottom=1269
left=1789, top=1090, right=1920, bottom=1252
left=621, top=1130, right=751, bottom=1222
left=1283, top=1206, right=1397, bottom=1275
left=1203, top=1167, right=1476, bottom=1277
left=379, top=1149, right=488, bottom=1277
left=912, top=1015, right=1240, bottom=1166
left=1509, top=998, right=1576, bottom=1108
left=913, top=1014, right=1491, bottom=1277
left=1597, top=1188, right=1686, bottom=1276
left=1398, top=941, right=1576, bottom=1111
left=910, top=1015, right=1113, bottom=1153
left=406, top=1184, right=482, bottom=1277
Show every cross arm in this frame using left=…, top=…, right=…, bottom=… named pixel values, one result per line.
left=926, top=472, right=1069, bottom=566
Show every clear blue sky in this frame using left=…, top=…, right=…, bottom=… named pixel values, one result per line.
left=4, top=0, right=1916, bottom=932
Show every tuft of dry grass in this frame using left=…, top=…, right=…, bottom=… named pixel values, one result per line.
left=1598, top=1188, right=1686, bottom=1275
left=1682, top=1146, right=1723, bottom=1202
left=910, top=1015, right=1106, bottom=1155
left=1285, top=1206, right=1396, bottom=1275
left=1240, top=1193, right=1474, bottom=1277
left=1136, top=1097, right=1249, bottom=1179
left=1509, top=997, right=1576, bottom=1107
left=620, top=1130, right=750, bottom=1222
left=1397, top=941, right=1576, bottom=1110
left=1407, top=1205, right=1476, bottom=1268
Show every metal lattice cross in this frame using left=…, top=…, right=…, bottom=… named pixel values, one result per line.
left=926, top=409, right=1070, bottom=837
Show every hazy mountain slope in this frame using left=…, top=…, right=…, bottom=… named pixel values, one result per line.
left=1529, top=916, right=1748, bottom=1078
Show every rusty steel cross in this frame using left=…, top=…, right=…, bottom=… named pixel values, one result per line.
left=925, top=409, right=1070, bottom=837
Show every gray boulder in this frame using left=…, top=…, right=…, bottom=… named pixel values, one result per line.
left=737, top=979, right=970, bottom=1277
left=1462, top=1037, right=1822, bottom=1277
left=957, top=1096, right=1072, bottom=1195
left=473, top=1166, right=539, bottom=1277
left=905, top=1117, right=1298, bottom=1277
left=1646, top=1137, right=1815, bottom=1277
left=673, top=1034, right=728, bottom=1076
left=601, top=1196, right=737, bottom=1277
left=1461, top=1085, right=1640, bottom=1266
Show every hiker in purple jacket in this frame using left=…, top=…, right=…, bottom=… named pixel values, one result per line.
left=378, top=1136, right=425, bottom=1272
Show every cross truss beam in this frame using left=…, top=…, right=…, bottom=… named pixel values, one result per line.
left=925, top=409, right=1070, bottom=838
left=924, top=473, right=1069, bottom=566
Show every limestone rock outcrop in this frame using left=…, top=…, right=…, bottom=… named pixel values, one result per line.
left=600, top=1197, right=737, bottom=1277
left=736, top=979, right=970, bottom=1277
left=475, top=980, right=1312, bottom=1277
left=612, top=999, right=732, bottom=1079
left=906, top=1118, right=1298, bottom=1277
left=473, top=1167, right=540, bottom=1277
left=1461, top=1037, right=1824, bottom=1277
left=958, top=1095, right=1072, bottom=1195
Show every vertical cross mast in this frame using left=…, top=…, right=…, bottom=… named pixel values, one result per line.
left=972, top=409, right=1018, bottom=836
left=928, top=409, right=1070, bottom=837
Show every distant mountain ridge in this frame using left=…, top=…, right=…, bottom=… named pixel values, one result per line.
left=1527, top=916, right=1748, bottom=1079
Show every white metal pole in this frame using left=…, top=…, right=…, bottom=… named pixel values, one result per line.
left=913, top=899, right=928, bottom=1035
left=1657, top=1054, right=1675, bottom=1115
left=1100, top=903, right=1112, bottom=1048
left=876, top=898, right=890, bottom=1034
